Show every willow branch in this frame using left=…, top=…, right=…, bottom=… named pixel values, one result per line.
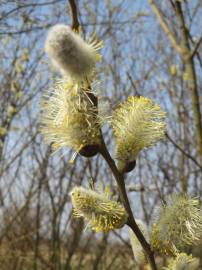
left=68, top=0, right=80, bottom=31
left=68, top=1, right=158, bottom=269
left=99, top=136, right=157, bottom=270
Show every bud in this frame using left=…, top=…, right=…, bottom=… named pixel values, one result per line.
left=0, top=127, right=7, bottom=137
left=169, top=65, right=177, bottom=76
left=39, top=80, right=101, bottom=156
left=45, top=24, right=103, bottom=81
left=70, top=186, right=128, bottom=232
left=129, top=220, right=149, bottom=266
left=111, top=96, right=166, bottom=173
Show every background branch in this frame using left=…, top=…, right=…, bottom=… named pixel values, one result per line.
left=148, top=0, right=183, bottom=54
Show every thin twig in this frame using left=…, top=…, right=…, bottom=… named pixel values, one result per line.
left=68, top=0, right=80, bottom=31
left=166, top=133, right=202, bottom=171
left=188, top=32, right=202, bottom=68
left=148, top=0, right=183, bottom=55
left=99, top=137, right=157, bottom=270
left=191, top=34, right=202, bottom=59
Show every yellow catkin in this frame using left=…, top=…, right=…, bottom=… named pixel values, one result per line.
left=70, top=186, right=128, bottom=232
left=111, top=96, right=166, bottom=168
left=163, top=253, right=199, bottom=270
left=151, top=224, right=177, bottom=256
left=39, top=80, right=100, bottom=153
left=151, top=194, right=202, bottom=252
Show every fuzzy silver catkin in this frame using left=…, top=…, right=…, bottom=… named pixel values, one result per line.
left=45, top=24, right=102, bottom=81
left=129, top=220, right=149, bottom=266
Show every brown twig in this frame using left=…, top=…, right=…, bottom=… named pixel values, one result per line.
left=99, top=136, right=157, bottom=270
left=166, top=132, right=202, bottom=171
left=191, top=34, right=202, bottom=59
left=68, top=0, right=80, bottom=31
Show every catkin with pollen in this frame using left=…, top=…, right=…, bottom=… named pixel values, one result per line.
left=163, top=253, right=199, bottom=270
left=151, top=194, right=202, bottom=252
left=39, top=80, right=101, bottom=156
left=70, top=186, right=128, bottom=232
left=111, top=96, right=166, bottom=172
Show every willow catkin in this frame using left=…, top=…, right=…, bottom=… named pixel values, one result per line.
left=163, top=253, right=199, bottom=270
left=111, top=96, right=166, bottom=172
left=45, top=24, right=103, bottom=81
left=129, top=220, right=149, bottom=266
left=151, top=194, right=202, bottom=252
left=70, top=186, right=128, bottom=232
left=39, top=80, right=101, bottom=155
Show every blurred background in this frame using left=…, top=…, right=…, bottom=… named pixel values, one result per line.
left=0, top=0, right=202, bottom=269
